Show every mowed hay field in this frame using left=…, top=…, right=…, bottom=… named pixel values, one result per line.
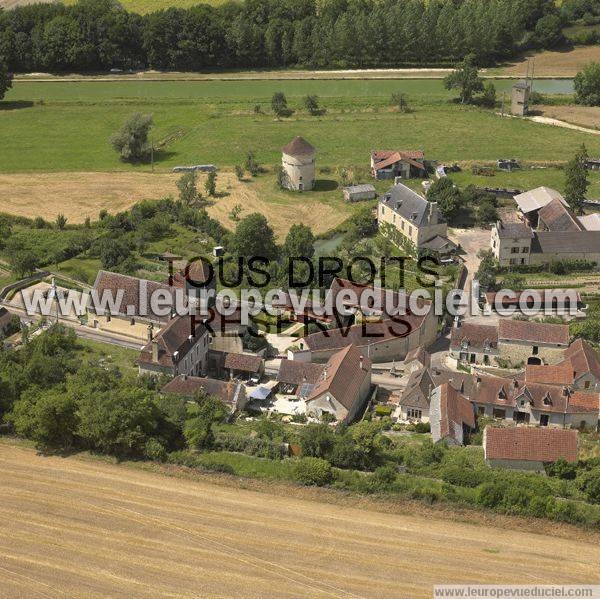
left=1, top=443, right=599, bottom=599
left=0, top=170, right=353, bottom=237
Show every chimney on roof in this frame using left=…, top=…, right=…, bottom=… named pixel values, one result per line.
left=173, top=350, right=179, bottom=362
left=562, top=386, right=570, bottom=397
left=152, top=339, right=159, bottom=363
left=190, top=313, right=196, bottom=337
left=147, top=323, right=153, bottom=342
left=182, top=373, right=187, bottom=381
left=428, top=201, right=436, bottom=224
left=476, top=374, right=481, bottom=384
left=359, top=355, right=364, bottom=370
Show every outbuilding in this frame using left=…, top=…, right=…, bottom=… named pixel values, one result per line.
left=343, top=184, right=376, bottom=202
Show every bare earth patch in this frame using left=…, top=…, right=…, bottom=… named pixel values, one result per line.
left=0, top=443, right=599, bottom=598
left=535, top=105, right=600, bottom=131
left=500, top=46, right=600, bottom=78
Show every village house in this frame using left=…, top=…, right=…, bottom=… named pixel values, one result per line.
left=378, top=183, right=456, bottom=255
left=305, top=344, right=372, bottom=423
left=467, top=372, right=599, bottom=429
left=450, top=319, right=569, bottom=368
left=276, top=359, right=325, bottom=396
left=483, top=427, right=578, bottom=473
left=370, top=150, right=426, bottom=180
left=166, top=257, right=217, bottom=301
left=525, top=338, right=600, bottom=391
left=161, top=374, right=247, bottom=414
left=281, top=136, right=315, bottom=192
left=403, top=346, right=431, bottom=373
left=138, top=314, right=209, bottom=377
left=450, top=322, right=499, bottom=366
left=90, top=270, right=181, bottom=342
left=429, top=383, right=476, bottom=445
left=395, top=367, right=435, bottom=423
left=490, top=220, right=534, bottom=267
left=514, top=187, right=567, bottom=227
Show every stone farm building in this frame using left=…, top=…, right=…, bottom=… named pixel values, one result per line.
left=370, top=150, right=426, bottom=180
left=281, top=136, right=315, bottom=191
left=484, top=427, right=577, bottom=473
left=491, top=187, right=600, bottom=267
left=429, top=383, right=476, bottom=445
left=450, top=319, right=570, bottom=368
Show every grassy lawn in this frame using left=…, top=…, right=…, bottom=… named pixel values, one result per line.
left=75, top=337, right=139, bottom=376
left=2, top=79, right=599, bottom=175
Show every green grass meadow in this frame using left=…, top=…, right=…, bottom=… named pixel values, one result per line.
left=2, top=78, right=598, bottom=176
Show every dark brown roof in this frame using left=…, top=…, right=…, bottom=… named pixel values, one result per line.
left=538, top=198, right=582, bottom=232
left=495, top=220, right=533, bottom=239
left=372, top=150, right=424, bottom=162
left=450, top=323, right=498, bottom=351
left=484, top=427, right=578, bottom=463
left=307, top=344, right=371, bottom=412
left=224, top=352, right=263, bottom=373
left=92, top=270, right=178, bottom=323
left=281, top=136, right=315, bottom=156
left=526, top=361, right=575, bottom=386
left=498, top=319, right=569, bottom=346
left=169, top=259, right=213, bottom=287
left=399, top=368, right=435, bottom=410
left=404, top=346, right=431, bottom=368
left=138, top=316, right=207, bottom=368
left=437, top=383, right=475, bottom=441
left=161, top=375, right=242, bottom=407
left=277, top=360, right=324, bottom=386
left=531, top=231, right=600, bottom=255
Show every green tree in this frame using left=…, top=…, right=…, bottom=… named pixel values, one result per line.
left=98, top=237, right=132, bottom=270
left=183, top=394, right=226, bottom=450
left=283, top=223, right=315, bottom=259
left=574, top=62, right=600, bottom=106
left=110, top=113, right=153, bottom=163
left=475, top=249, right=498, bottom=290
left=299, top=423, right=335, bottom=458
left=245, top=151, right=260, bottom=176
left=303, top=94, right=321, bottom=115
left=390, top=92, right=410, bottom=112
left=534, top=13, right=565, bottom=49
left=564, top=144, right=589, bottom=214
left=9, top=249, right=39, bottom=278
left=481, top=82, right=497, bottom=108
left=205, top=170, right=217, bottom=196
left=0, top=57, right=13, bottom=101
left=426, top=177, right=461, bottom=221
left=177, top=171, right=200, bottom=206
left=271, top=91, right=291, bottom=117
left=231, top=213, right=278, bottom=260
left=55, top=213, right=67, bottom=230
left=444, top=54, right=484, bottom=104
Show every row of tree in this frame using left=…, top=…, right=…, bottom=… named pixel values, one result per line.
left=0, top=0, right=566, bottom=73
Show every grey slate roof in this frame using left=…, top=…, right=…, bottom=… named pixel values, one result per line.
left=379, top=183, right=444, bottom=227
left=495, top=220, right=534, bottom=239
left=343, top=184, right=376, bottom=194
left=531, top=231, right=600, bottom=254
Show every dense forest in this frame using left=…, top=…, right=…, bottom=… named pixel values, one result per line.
left=0, top=0, right=582, bottom=73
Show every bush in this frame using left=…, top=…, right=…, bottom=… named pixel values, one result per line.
left=476, top=481, right=505, bottom=508
left=144, top=438, right=167, bottom=462
left=441, top=465, right=489, bottom=488
left=293, top=457, right=332, bottom=486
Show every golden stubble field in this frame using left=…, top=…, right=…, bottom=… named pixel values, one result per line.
left=0, top=443, right=599, bottom=599
left=0, top=170, right=350, bottom=238
left=500, top=45, right=600, bottom=78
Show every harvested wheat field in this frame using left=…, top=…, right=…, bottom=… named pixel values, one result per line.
left=500, top=46, right=600, bottom=78
left=0, top=444, right=599, bottom=599
left=0, top=171, right=180, bottom=224
left=0, top=170, right=350, bottom=238
left=536, top=105, right=600, bottom=131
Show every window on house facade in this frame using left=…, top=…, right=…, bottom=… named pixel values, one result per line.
left=522, top=247, right=529, bottom=253
left=407, top=408, right=422, bottom=419
left=408, top=226, right=412, bottom=236
left=584, top=380, right=591, bottom=389
left=532, top=346, right=539, bottom=355
left=511, top=247, right=520, bottom=253
left=493, top=408, right=506, bottom=418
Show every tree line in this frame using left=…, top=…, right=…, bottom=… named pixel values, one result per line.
left=0, top=0, right=566, bottom=73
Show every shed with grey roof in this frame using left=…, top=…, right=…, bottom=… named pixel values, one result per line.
left=343, top=184, right=376, bottom=202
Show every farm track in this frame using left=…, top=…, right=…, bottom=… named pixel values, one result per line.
left=0, top=443, right=599, bottom=598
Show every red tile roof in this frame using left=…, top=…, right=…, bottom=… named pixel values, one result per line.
left=538, top=198, right=582, bottom=233
left=565, top=338, right=600, bottom=381
left=437, top=383, right=475, bottom=441
left=484, top=426, right=578, bottom=463
left=277, top=360, right=324, bottom=386
left=498, top=319, right=569, bottom=346
left=525, top=361, right=575, bottom=386
left=307, top=344, right=371, bottom=412
left=161, top=375, right=242, bottom=407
